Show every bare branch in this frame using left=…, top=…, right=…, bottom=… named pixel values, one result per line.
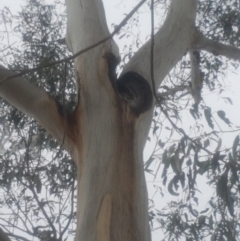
left=195, top=31, right=240, bottom=61
left=0, top=216, right=33, bottom=236
left=0, top=66, right=75, bottom=157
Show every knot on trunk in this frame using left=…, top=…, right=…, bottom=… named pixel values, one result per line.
left=104, top=53, right=153, bottom=115
left=116, top=71, right=153, bottom=115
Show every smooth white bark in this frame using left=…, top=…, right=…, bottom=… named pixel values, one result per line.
left=65, top=1, right=198, bottom=241
left=65, top=0, right=151, bottom=240
left=123, top=0, right=198, bottom=89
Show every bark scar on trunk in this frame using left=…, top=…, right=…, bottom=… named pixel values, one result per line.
left=97, top=194, right=112, bottom=241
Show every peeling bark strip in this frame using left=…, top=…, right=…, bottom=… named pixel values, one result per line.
left=97, top=194, right=112, bottom=241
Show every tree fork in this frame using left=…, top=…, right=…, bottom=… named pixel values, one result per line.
left=105, top=52, right=153, bottom=116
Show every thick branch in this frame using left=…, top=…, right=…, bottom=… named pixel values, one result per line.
left=195, top=31, right=240, bottom=61
left=122, top=0, right=198, bottom=91
left=65, top=0, right=119, bottom=56
left=0, top=66, right=76, bottom=158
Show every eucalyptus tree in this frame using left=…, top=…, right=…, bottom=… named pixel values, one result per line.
left=1, top=0, right=240, bottom=241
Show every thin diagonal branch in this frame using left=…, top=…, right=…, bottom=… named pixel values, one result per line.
left=194, top=30, right=240, bottom=61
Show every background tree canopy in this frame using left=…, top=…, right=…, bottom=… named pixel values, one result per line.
left=0, top=0, right=240, bottom=240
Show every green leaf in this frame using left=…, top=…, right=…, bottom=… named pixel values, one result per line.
left=190, top=108, right=196, bottom=119
left=204, top=108, right=214, bottom=129
left=200, top=208, right=209, bottom=214
left=189, top=205, right=198, bottom=217
left=211, top=152, right=220, bottom=172
left=168, top=176, right=179, bottom=196
left=153, top=126, right=159, bottom=134
left=180, top=137, right=186, bottom=154
left=186, top=144, right=193, bottom=157
left=161, top=168, right=167, bottom=181
left=158, top=140, right=165, bottom=148
left=209, top=215, right=213, bottom=229
left=145, top=157, right=154, bottom=170
left=36, top=176, right=42, bottom=194
left=217, top=110, right=231, bottom=125
left=168, top=144, right=176, bottom=155
left=223, top=97, right=233, bottom=105
left=217, top=174, right=228, bottom=201
left=227, top=188, right=234, bottom=217
left=179, top=172, right=185, bottom=188
left=170, top=148, right=181, bottom=175
left=163, top=175, right=167, bottom=186
left=197, top=160, right=211, bottom=175
left=204, top=139, right=210, bottom=148
left=232, top=135, right=239, bottom=160
left=215, top=138, right=222, bottom=151
left=186, top=158, right=192, bottom=166
left=198, top=215, right=206, bottom=226
left=162, top=150, right=168, bottom=165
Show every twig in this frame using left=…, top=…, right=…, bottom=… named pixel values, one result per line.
left=4, top=231, right=30, bottom=241
left=24, top=141, right=57, bottom=239
left=60, top=181, right=76, bottom=239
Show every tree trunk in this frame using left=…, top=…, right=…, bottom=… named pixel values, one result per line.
left=0, top=0, right=198, bottom=240
left=65, top=0, right=197, bottom=240
left=65, top=0, right=152, bottom=239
